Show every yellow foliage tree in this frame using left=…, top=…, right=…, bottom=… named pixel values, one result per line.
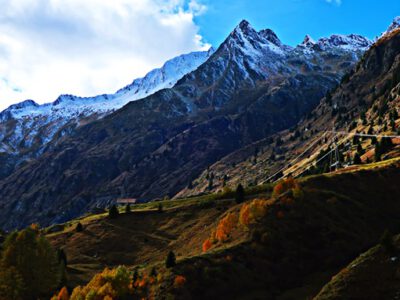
left=239, top=199, right=269, bottom=226
left=70, top=266, right=133, bottom=300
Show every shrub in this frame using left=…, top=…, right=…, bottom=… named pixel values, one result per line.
left=108, top=205, right=119, bottom=219
left=165, top=251, right=176, bottom=268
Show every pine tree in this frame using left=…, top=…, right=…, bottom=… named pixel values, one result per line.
left=150, top=267, right=157, bottom=277
left=235, top=184, right=245, bottom=204
left=353, top=153, right=362, bottom=165
left=375, top=143, right=382, bottom=162
left=380, top=230, right=396, bottom=254
left=57, top=249, right=67, bottom=266
left=108, top=205, right=119, bottom=219
left=357, top=143, right=364, bottom=155
left=391, top=118, right=396, bottom=131
left=132, top=269, right=139, bottom=283
left=165, top=251, right=176, bottom=268
left=75, top=222, right=83, bottom=232
left=125, top=204, right=131, bottom=214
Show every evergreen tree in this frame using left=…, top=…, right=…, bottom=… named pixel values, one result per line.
left=150, top=267, right=157, bottom=277
left=235, top=184, right=245, bottom=204
left=353, top=153, right=362, bottom=165
left=0, top=226, right=63, bottom=299
left=108, top=205, right=119, bottom=219
left=187, top=180, right=193, bottom=189
left=57, top=249, right=67, bottom=267
left=381, top=137, right=394, bottom=153
left=165, top=251, right=176, bottom=268
left=391, top=118, right=396, bottom=131
left=380, top=230, right=396, bottom=254
left=357, top=143, right=364, bottom=155
left=132, top=269, right=139, bottom=283
left=75, top=222, right=83, bottom=232
left=375, top=143, right=382, bottom=162
left=125, top=204, right=131, bottom=214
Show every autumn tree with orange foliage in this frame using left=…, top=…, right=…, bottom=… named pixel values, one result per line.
left=215, top=212, right=238, bottom=242
left=239, top=199, right=270, bottom=226
left=51, top=286, right=69, bottom=300
left=202, top=238, right=212, bottom=252
left=70, top=266, right=133, bottom=300
left=174, top=275, right=187, bottom=289
left=272, top=177, right=303, bottom=199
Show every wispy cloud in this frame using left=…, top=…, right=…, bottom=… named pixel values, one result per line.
left=325, top=0, right=342, bottom=5
left=0, top=0, right=210, bottom=110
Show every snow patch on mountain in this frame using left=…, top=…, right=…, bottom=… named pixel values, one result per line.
left=2, top=48, right=214, bottom=121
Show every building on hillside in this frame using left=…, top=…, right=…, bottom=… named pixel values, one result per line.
left=116, top=198, right=138, bottom=205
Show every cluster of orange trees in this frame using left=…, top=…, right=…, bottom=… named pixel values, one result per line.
left=53, top=266, right=187, bottom=300
left=202, top=178, right=303, bottom=253
left=202, top=199, right=271, bottom=252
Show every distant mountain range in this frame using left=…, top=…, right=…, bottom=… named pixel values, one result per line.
left=0, top=17, right=399, bottom=230
left=0, top=48, right=214, bottom=178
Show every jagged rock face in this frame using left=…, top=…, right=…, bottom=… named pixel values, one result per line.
left=0, top=20, right=371, bottom=229
left=0, top=49, right=214, bottom=179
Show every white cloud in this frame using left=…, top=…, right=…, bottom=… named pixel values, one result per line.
left=325, top=0, right=342, bottom=5
left=0, top=0, right=210, bottom=110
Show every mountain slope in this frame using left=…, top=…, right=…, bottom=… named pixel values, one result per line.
left=180, top=22, right=400, bottom=198
left=47, top=159, right=400, bottom=299
left=0, top=20, right=370, bottom=229
left=0, top=49, right=214, bottom=179
left=314, top=236, right=400, bottom=300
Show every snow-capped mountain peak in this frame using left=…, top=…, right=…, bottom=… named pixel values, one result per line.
left=381, top=16, right=400, bottom=37
left=226, top=20, right=288, bottom=56
left=0, top=48, right=214, bottom=156
left=301, top=35, right=316, bottom=46
left=259, top=29, right=282, bottom=47
left=315, top=34, right=371, bottom=51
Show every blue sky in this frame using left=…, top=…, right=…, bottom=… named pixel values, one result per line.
left=195, top=0, right=400, bottom=46
left=0, top=0, right=399, bottom=110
